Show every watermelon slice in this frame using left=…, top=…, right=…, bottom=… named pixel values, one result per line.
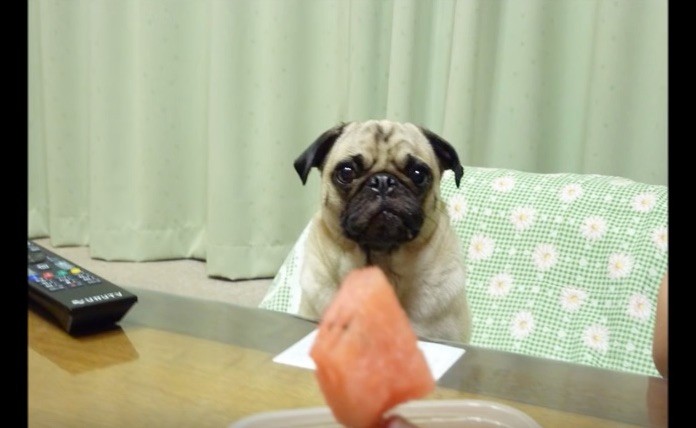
left=309, top=266, right=435, bottom=428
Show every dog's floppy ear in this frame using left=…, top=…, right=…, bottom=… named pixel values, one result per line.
left=294, top=122, right=348, bottom=185
left=419, top=127, right=464, bottom=188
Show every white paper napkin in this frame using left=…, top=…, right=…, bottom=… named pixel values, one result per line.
left=273, top=329, right=465, bottom=380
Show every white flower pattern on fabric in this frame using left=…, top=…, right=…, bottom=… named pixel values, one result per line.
left=492, top=176, right=515, bottom=192
left=488, top=273, right=514, bottom=297
left=560, top=287, right=588, bottom=312
left=627, top=294, right=652, bottom=321
left=607, top=253, right=634, bottom=279
left=580, top=216, right=608, bottom=241
left=447, top=194, right=467, bottom=221
left=510, top=207, right=536, bottom=232
left=511, top=311, right=534, bottom=339
left=270, top=166, right=668, bottom=377
left=651, top=226, right=668, bottom=252
left=468, top=235, right=495, bottom=261
left=583, top=324, right=610, bottom=353
left=559, top=184, right=583, bottom=203
left=631, top=192, right=657, bottom=213
left=532, top=243, right=558, bottom=271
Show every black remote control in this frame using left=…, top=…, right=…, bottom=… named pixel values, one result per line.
left=27, top=240, right=138, bottom=335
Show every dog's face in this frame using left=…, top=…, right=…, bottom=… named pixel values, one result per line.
left=294, top=120, right=463, bottom=253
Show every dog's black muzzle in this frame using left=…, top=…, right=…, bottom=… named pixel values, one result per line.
left=341, top=172, right=424, bottom=252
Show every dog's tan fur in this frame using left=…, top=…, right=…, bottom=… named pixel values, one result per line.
left=295, top=120, right=470, bottom=343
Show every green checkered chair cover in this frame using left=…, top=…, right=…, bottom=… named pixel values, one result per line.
left=260, top=166, right=668, bottom=376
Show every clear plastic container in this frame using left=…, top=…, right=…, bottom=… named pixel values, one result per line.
left=231, top=399, right=542, bottom=428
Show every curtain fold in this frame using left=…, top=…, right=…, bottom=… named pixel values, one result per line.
left=28, top=0, right=668, bottom=281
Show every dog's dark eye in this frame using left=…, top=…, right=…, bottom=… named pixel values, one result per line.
left=408, top=165, right=429, bottom=186
left=335, top=165, right=356, bottom=185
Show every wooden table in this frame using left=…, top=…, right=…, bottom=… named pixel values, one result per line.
left=28, top=288, right=667, bottom=427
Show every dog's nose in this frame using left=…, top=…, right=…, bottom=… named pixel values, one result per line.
left=368, top=173, right=397, bottom=195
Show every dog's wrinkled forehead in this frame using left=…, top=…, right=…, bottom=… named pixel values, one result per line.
left=326, top=120, right=436, bottom=172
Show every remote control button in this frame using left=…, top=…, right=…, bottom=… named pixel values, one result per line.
left=35, top=263, right=51, bottom=271
left=57, top=276, right=84, bottom=288
left=54, top=260, right=73, bottom=270
left=37, top=278, right=65, bottom=291
left=77, top=273, right=102, bottom=284
left=28, top=252, right=46, bottom=264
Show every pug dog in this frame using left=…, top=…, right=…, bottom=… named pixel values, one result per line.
left=293, top=120, right=470, bottom=343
